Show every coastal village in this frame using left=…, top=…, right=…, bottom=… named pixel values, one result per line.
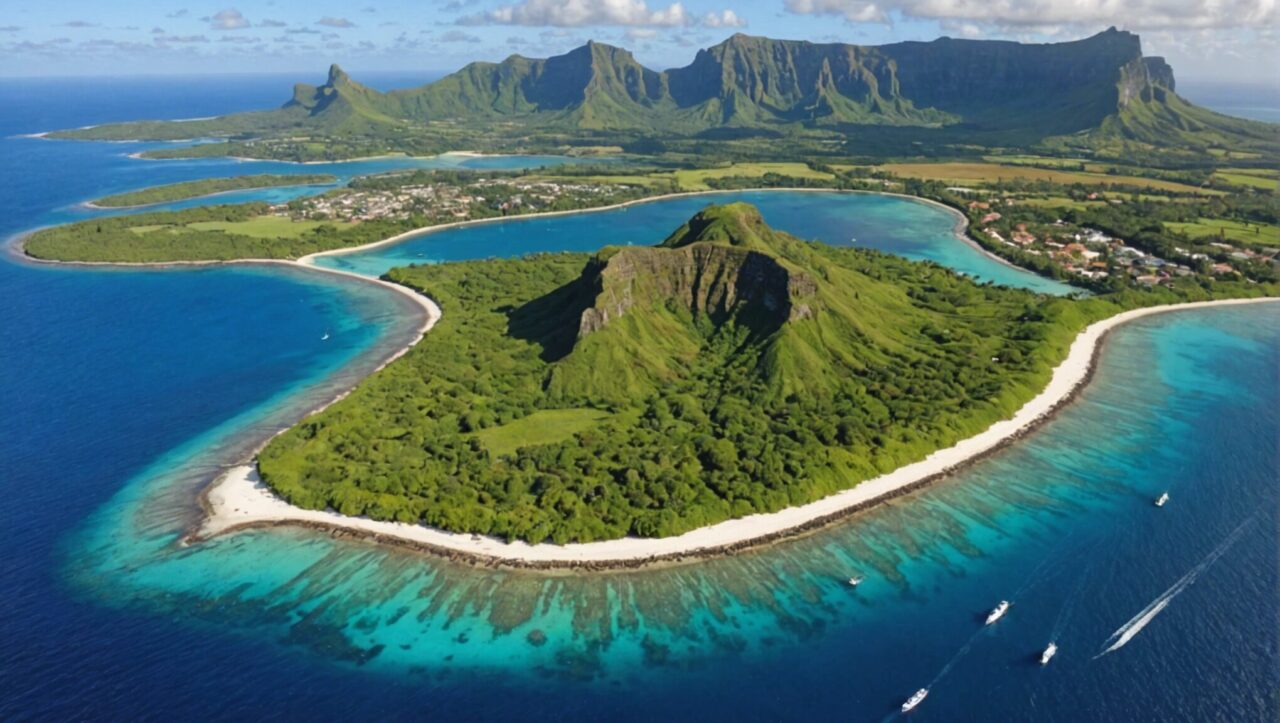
left=270, top=176, right=641, bottom=225
left=963, top=195, right=1278, bottom=287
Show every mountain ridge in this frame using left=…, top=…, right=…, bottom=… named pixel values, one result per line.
left=50, top=29, right=1277, bottom=159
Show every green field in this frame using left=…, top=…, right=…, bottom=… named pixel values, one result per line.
left=186, top=216, right=353, bottom=239
left=470, top=408, right=615, bottom=457
left=881, top=162, right=1218, bottom=194
left=1212, top=169, right=1278, bottom=191
left=1165, top=218, right=1280, bottom=247
left=665, top=163, right=834, bottom=190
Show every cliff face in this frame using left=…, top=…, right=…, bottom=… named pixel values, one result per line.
left=327, top=28, right=1174, bottom=134
left=576, top=243, right=817, bottom=338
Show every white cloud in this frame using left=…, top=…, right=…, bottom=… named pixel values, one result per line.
left=625, top=28, right=659, bottom=39
left=207, top=9, right=250, bottom=31
left=782, top=0, right=1276, bottom=31
left=702, top=9, right=746, bottom=28
left=462, top=0, right=693, bottom=27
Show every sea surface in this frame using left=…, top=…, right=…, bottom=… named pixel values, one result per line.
left=1, top=76, right=1277, bottom=721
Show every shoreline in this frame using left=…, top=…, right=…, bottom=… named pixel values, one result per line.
left=298, top=187, right=1019, bottom=274
left=80, top=179, right=340, bottom=211
left=190, top=297, right=1278, bottom=569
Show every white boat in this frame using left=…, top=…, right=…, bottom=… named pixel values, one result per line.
left=847, top=576, right=864, bottom=587
left=901, top=688, right=928, bottom=713
left=321, top=332, right=330, bottom=341
left=1040, top=642, right=1057, bottom=665
left=986, top=600, right=1010, bottom=625
left=1155, top=492, right=1169, bottom=507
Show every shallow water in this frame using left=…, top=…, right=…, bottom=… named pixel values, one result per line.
left=1, top=75, right=1276, bottom=721
left=314, top=190, right=1076, bottom=295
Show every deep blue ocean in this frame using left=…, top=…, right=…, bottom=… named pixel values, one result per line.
left=1, top=76, right=1276, bottom=721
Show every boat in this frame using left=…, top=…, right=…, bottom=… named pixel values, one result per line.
left=847, top=576, right=864, bottom=587
left=321, top=332, right=330, bottom=341
left=1155, top=492, right=1169, bottom=507
left=985, top=600, right=1010, bottom=625
left=901, top=688, right=928, bottom=713
left=1040, top=642, right=1057, bottom=665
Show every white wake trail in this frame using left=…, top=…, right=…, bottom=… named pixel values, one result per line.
left=1097, top=517, right=1254, bottom=657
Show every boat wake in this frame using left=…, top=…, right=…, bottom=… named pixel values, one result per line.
left=1096, top=516, right=1254, bottom=657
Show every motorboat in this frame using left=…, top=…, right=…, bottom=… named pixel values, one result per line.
left=986, top=600, right=1010, bottom=625
left=1155, top=492, right=1169, bottom=507
left=1040, top=642, right=1057, bottom=665
left=901, top=688, right=928, bottom=713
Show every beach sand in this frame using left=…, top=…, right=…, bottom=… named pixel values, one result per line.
left=192, top=297, right=1278, bottom=568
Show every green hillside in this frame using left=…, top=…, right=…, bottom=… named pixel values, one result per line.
left=257, top=203, right=1102, bottom=543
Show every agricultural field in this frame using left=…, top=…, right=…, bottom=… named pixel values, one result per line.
left=663, top=162, right=835, bottom=190
left=880, top=162, right=1218, bottom=194
left=1212, top=168, right=1278, bottom=191
left=1165, top=218, right=1280, bottom=247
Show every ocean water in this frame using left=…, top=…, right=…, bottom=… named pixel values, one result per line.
left=1, top=76, right=1277, bottom=721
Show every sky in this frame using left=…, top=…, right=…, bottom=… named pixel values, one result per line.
left=0, top=0, right=1275, bottom=84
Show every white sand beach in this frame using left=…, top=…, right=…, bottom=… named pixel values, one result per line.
left=193, top=296, right=1278, bottom=566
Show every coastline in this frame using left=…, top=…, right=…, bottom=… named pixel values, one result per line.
left=298, top=187, right=1016, bottom=273
left=190, top=296, right=1279, bottom=569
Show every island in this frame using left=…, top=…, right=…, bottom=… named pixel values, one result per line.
left=182, top=203, right=1269, bottom=555
left=88, top=174, right=336, bottom=208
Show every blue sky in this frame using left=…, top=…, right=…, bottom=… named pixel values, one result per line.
left=0, top=1, right=1275, bottom=83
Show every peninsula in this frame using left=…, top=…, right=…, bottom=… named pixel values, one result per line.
left=88, top=174, right=336, bottom=208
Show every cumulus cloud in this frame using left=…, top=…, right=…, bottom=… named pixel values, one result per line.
left=316, top=16, right=356, bottom=28
left=258, top=19, right=286, bottom=28
left=207, top=9, right=250, bottom=30
left=461, top=0, right=694, bottom=27
left=782, top=0, right=1275, bottom=31
left=702, top=9, right=746, bottom=28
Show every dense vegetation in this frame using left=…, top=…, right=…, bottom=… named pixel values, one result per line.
left=23, top=203, right=405, bottom=262
left=91, top=174, right=335, bottom=208
left=258, top=204, right=1118, bottom=543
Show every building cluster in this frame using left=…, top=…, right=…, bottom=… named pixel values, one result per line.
left=272, top=179, right=629, bottom=224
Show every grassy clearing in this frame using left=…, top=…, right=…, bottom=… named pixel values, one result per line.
left=665, top=162, right=834, bottom=191
left=1165, top=218, right=1280, bottom=247
left=186, top=216, right=354, bottom=239
left=470, top=408, right=614, bottom=457
left=1213, top=170, right=1278, bottom=191
left=880, top=162, right=1218, bottom=194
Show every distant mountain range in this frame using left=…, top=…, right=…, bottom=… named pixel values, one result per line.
left=53, top=29, right=1277, bottom=161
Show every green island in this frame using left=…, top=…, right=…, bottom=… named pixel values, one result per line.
left=89, top=174, right=336, bottom=208
left=255, top=204, right=1270, bottom=543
